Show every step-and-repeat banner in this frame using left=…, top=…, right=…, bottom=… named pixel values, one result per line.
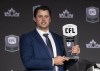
left=0, top=0, right=100, bottom=71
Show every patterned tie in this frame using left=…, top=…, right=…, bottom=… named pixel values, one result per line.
left=43, top=33, right=54, bottom=57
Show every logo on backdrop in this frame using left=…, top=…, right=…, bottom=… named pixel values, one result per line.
left=86, top=6, right=99, bottom=23
left=86, top=39, right=100, bottom=48
left=4, top=8, right=20, bottom=17
left=5, top=35, right=19, bottom=52
left=33, top=5, right=41, bottom=20
left=59, top=9, right=74, bottom=18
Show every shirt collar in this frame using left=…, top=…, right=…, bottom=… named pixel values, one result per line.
left=36, top=28, right=50, bottom=36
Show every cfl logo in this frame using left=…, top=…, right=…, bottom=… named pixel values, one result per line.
left=5, top=35, right=19, bottom=52
left=65, top=28, right=75, bottom=34
left=8, top=37, right=16, bottom=44
left=89, top=8, right=96, bottom=16
left=63, top=24, right=77, bottom=37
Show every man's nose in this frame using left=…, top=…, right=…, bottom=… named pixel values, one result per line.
left=42, top=17, right=46, bottom=21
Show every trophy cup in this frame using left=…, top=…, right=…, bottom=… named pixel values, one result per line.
left=62, top=24, right=79, bottom=59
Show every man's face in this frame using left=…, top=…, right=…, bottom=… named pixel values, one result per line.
left=34, top=10, right=51, bottom=31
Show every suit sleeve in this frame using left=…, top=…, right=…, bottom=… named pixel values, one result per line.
left=20, top=34, right=53, bottom=70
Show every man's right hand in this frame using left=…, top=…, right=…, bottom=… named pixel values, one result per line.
left=54, top=56, right=69, bottom=65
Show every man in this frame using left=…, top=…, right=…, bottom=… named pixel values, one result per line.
left=20, top=6, right=80, bottom=71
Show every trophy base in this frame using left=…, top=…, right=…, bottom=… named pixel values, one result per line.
left=66, top=52, right=79, bottom=59
left=67, top=55, right=79, bottom=59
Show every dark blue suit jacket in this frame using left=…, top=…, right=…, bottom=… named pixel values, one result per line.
left=20, top=29, right=65, bottom=71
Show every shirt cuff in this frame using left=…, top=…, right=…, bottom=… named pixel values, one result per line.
left=52, top=58, right=54, bottom=66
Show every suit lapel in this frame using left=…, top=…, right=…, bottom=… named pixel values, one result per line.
left=51, top=33, right=62, bottom=56
left=31, top=29, right=51, bottom=57
left=31, top=30, right=63, bottom=57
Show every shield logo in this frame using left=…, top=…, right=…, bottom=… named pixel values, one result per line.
left=33, top=5, right=41, bottom=20
left=5, top=35, right=19, bottom=52
left=86, top=6, right=99, bottom=23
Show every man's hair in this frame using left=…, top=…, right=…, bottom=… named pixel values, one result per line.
left=34, top=6, right=51, bottom=17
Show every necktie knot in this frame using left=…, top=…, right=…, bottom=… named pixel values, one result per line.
left=43, top=33, right=49, bottom=38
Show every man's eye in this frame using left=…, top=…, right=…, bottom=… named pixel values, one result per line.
left=45, top=16, right=49, bottom=18
left=38, top=15, right=42, bottom=18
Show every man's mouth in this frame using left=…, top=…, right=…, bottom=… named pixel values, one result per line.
left=41, top=22, right=46, bottom=25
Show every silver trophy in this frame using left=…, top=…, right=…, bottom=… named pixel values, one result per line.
left=62, top=24, right=79, bottom=59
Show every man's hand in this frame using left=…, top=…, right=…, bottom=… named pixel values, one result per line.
left=72, top=45, right=80, bottom=55
left=54, top=56, right=69, bottom=65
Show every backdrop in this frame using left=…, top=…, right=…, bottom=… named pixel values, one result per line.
left=0, top=0, right=100, bottom=71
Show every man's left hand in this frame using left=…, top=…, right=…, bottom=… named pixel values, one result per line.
left=72, top=45, right=80, bottom=55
